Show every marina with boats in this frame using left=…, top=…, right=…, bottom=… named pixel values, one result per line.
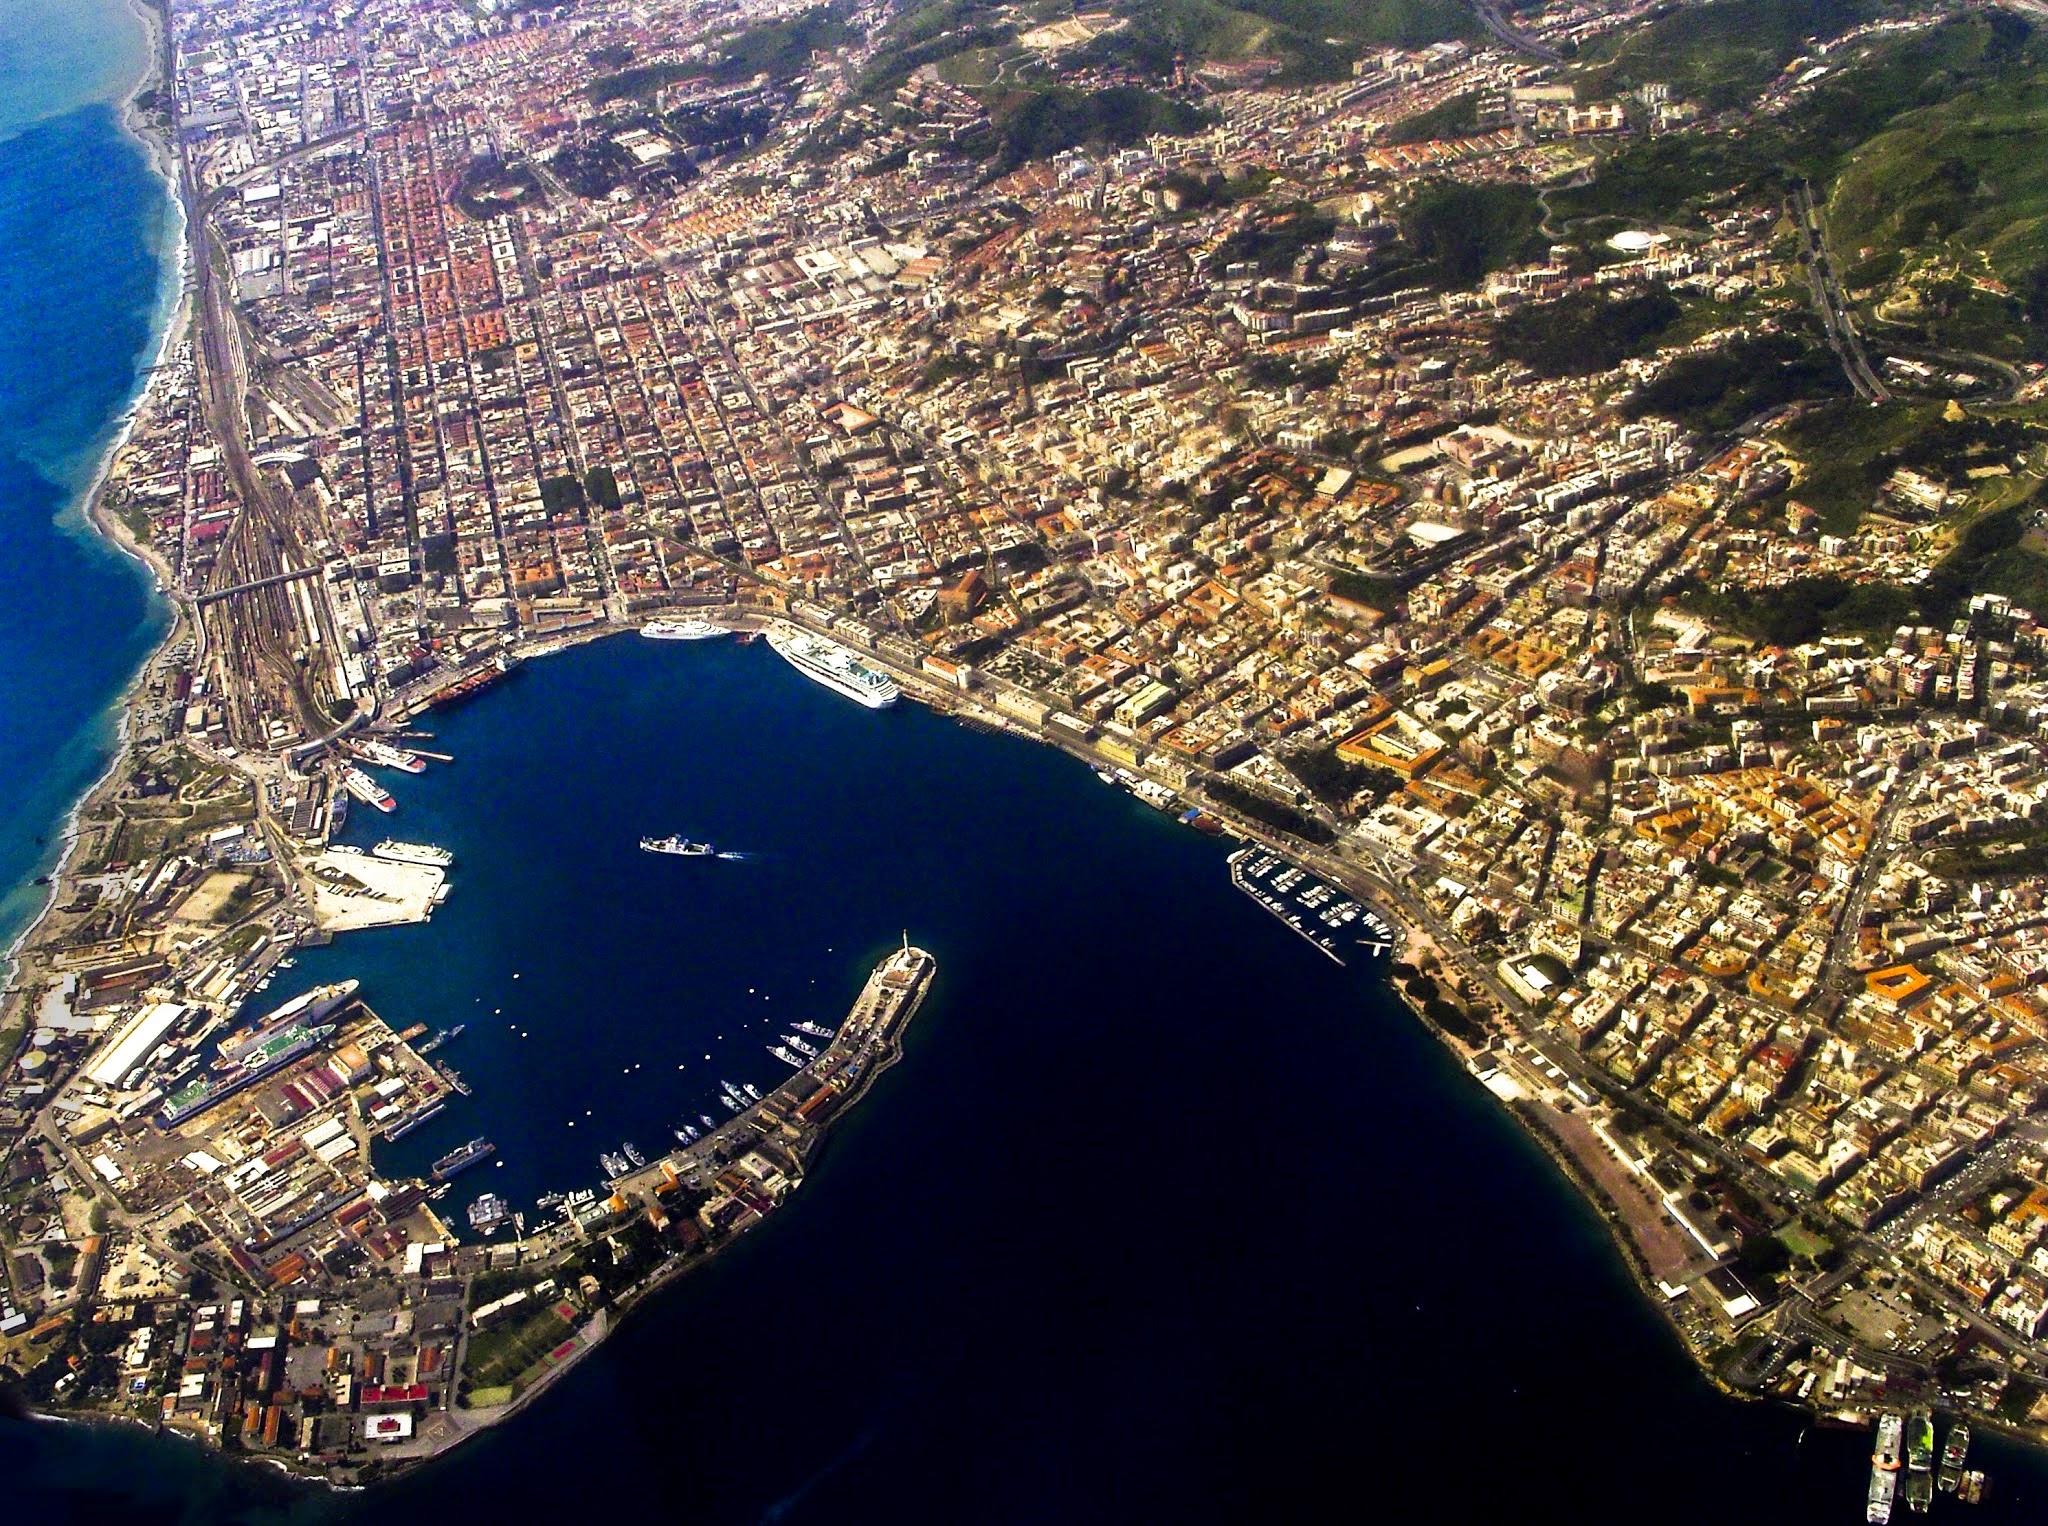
left=1228, top=847, right=1396, bottom=965
left=490, top=942, right=933, bottom=1249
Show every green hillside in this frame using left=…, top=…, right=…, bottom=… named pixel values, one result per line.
left=986, top=86, right=1212, bottom=170
left=1827, top=38, right=2048, bottom=358
left=1545, top=13, right=2044, bottom=241
left=1094, top=0, right=1472, bottom=81
left=1571, top=0, right=1890, bottom=111
left=864, top=0, right=1471, bottom=92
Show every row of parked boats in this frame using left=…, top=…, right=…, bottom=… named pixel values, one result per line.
left=1869, top=1411, right=1986, bottom=1519
left=429, top=1005, right=846, bottom=1237
left=1228, top=847, right=1397, bottom=964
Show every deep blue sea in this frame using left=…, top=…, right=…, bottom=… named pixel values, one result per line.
left=9, top=634, right=2048, bottom=1523
left=0, top=0, right=176, bottom=955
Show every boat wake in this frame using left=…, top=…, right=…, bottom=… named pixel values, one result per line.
left=717, top=850, right=752, bottom=861
left=757, top=1421, right=886, bottom=1522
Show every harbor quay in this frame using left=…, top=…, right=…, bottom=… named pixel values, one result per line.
left=15, top=587, right=2045, bottom=1505
left=0, top=941, right=931, bottom=1482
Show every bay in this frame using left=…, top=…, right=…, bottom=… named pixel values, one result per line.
left=8, top=633, right=2045, bottom=1522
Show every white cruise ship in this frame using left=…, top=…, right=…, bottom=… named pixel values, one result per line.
left=643, top=618, right=727, bottom=641
left=765, top=626, right=899, bottom=709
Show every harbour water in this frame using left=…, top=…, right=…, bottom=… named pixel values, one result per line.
left=8, top=633, right=2047, bottom=1521
left=0, top=0, right=179, bottom=956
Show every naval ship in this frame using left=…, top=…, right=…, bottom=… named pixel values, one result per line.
left=431, top=1137, right=495, bottom=1181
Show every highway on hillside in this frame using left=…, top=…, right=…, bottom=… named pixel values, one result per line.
left=1794, top=182, right=1891, bottom=403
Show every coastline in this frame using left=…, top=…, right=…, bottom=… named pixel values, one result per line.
left=2, top=0, right=193, bottom=993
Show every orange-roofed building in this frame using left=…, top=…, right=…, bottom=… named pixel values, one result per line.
left=1866, top=964, right=1935, bottom=1010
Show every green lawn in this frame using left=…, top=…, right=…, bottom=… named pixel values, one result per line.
left=462, top=1303, right=576, bottom=1393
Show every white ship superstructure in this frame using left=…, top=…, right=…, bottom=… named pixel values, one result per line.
left=765, top=626, right=899, bottom=709
left=373, top=840, right=452, bottom=867
left=643, top=618, right=728, bottom=641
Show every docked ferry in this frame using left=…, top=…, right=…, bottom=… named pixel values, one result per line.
left=340, top=767, right=396, bottom=813
left=1905, top=1412, right=1934, bottom=1513
left=1938, top=1422, right=1970, bottom=1494
left=766, top=626, right=899, bottom=709
left=1870, top=1412, right=1904, bottom=1523
left=357, top=739, right=426, bottom=774
left=373, top=840, right=452, bottom=868
left=643, top=618, right=727, bottom=641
